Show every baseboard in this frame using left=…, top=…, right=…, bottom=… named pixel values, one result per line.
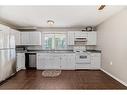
left=101, top=68, right=127, bottom=87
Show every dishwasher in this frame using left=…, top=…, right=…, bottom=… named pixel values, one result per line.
left=25, top=53, right=36, bottom=69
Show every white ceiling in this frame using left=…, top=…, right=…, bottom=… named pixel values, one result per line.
left=0, top=6, right=125, bottom=28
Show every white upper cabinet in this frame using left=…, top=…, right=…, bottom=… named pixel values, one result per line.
left=67, top=32, right=75, bottom=45
left=21, top=32, right=29, bottom=45
left=74, top=31, right=88, bottom=38
left=21, top=32, right=41, bottom=45
left=86, top=32, right=96, bottom=45
left=10, top=29, right=21, bottom=46
left=29, top=32, right=41, bottom=45
left=67, top=31, right=97, bottom=46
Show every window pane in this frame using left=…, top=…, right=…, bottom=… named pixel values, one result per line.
left=55, top=34, right=66, bottom=49
left=43, top=33, right=67, bottom=50
left=44, top=34, right=54, bottom=49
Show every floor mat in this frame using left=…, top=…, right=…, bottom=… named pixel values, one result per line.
left=42, top=70, right=61, bottom=77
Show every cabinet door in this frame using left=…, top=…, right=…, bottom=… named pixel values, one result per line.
left=67, top=32, right=74, bottom=45
left=15, top=32, right=20, bottom=45
left=20, top=32, right=29, bottom=45
left=75, top=32, right=88, bottom=38
left=37, top=54, right=46, bottom=69
left=16, top=53, right=25, bottom=71
left=87, top=32, right=96, bottom=45
left=61, top=54, right=75, bottom=70
left=60, top=54, right=68, bottom=69
left=45, top=54, right=60, bottom=69
left=10, top=29, right=20, bottom=46
left=67, top=54, right=75, bottom=69
left=29, top=32, right=41, bottom=45
left=91, top=53, right=101, bottom=69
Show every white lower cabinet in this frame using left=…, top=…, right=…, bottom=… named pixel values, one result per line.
left=37, top=53, right=75, bottom=70
left=16, top=53, right=25, bottom=71
left=75, top=53, right=101, bottom=69
left=60, top=54, right=75, bottom=70
left=90, top=53, right=101, bottom=69
left=45, top=54, right=60, bottom=69
left=37, top=52, right=100, bottom=70
left=37, top=54, right=60, bottom=70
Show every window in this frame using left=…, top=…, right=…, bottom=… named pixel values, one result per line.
left=43, top=33, right=67, bottom=50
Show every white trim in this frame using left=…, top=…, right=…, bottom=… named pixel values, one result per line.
left=100, top=68, right=127, bottom=87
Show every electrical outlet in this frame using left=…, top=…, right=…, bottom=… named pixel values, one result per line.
left=110, top=61, right=113, bottom=65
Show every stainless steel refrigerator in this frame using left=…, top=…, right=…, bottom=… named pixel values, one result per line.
left=0, top=28, right=16, bottom=82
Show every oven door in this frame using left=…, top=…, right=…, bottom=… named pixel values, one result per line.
left=76, top=53, right=91, bottom=64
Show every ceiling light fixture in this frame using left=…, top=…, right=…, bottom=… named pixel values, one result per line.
left=47, top=20, right=54, bottom=25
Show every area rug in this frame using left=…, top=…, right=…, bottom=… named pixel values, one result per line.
left=42, top=70, right=61, bottom=77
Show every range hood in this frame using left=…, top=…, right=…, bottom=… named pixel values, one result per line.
left=75, top=38, right=87, bottom=42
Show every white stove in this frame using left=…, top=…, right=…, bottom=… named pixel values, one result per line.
left=73, top=46, right=91, bottom=64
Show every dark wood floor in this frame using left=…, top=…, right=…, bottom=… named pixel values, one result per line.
left=0, top=70, right=126, bottom=89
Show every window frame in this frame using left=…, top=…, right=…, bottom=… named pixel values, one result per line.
left=42, top=32, right=67, bottom=50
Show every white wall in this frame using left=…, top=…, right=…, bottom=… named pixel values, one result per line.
left=97, top=8, right=127, bottom=85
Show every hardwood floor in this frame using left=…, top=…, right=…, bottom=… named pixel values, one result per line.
left=0, top=70, right=126, bottom=89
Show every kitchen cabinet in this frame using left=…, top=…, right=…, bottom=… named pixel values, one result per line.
left=68, top=31, right=96, bottom=46
left=10, top=29, right=21, bottom=45
left=60, top=54, right=75, bottom=70
left=16, top=53, right=25, bottom=71
left=90, top=53, right=101, bottom=69
left=21, top=32, right=30, bottom=45
left=37, top=53, right=60, bottom=70
left=67, top=32, right=75, bottom=45
left=74, top=31, right=88, bottom=38
left=29, top=32, right=41, bottom=45
left=36, top=53, right=46, bottom=69
left=21, top=32, right=41, bottom=45
left=37, top=52, right=100, bottom=70
left=37, top=53, right=75, bottom=70
left=46, top=54, right=60, bottom=69
left=86, top=32, right=96, bottom=45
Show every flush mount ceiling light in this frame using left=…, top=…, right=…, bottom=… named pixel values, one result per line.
left=47, top=20, right=54, bottom=25
left=98, top=5, right=106, bottom=10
